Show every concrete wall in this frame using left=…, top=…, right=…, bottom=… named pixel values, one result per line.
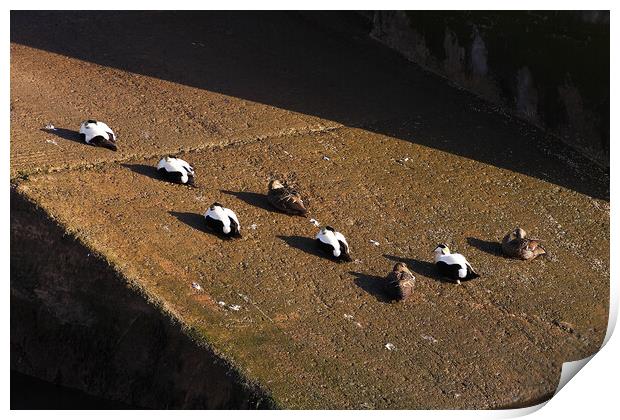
left=367, top=11, right=609, bottom=165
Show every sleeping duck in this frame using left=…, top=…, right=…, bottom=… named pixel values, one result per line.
left=316, top=226, right=352, bottom=262
left=204, top=202, right=241, bottom=238
left=385, top=262, right=416, bottom=302
left=433, top=244, right=479, bottom=284
left=157, top=156, right=195, bottom=185
left=267, top=179, right=308, bottom=216
left=501, top=228, right=546, bottom=260
left=79, top=120, right=117, bottom=151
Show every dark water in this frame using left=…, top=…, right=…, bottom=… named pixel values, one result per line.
left=11, top=371, right=138, bottom=410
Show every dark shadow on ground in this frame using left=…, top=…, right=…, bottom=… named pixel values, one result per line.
left=383, top=254, right=452, bottom=283
left=466, top=237, right=504, bottom=257
left=122, top=163, right=160, bottom=181
left=277, top=235, right=329, bottom=260
left=221, top=190, right=273, bottom=212
left=169, top=211, right=208, bottom=233
left=11, top=371, right=138, bottom=410
left=41, top=128, right=83, bottom=144
left=13, top=11, right=608, bottom=200
left=348, top=271, right=391, bottom=303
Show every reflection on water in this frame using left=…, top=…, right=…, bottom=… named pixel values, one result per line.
left=11, top=371, right=138, bottom=410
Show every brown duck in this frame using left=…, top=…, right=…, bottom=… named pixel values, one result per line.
left=267, top=180, right=308, bottom=216
left=501, top=228, right=546, bottom=260
left=385, top=262, right=416, bottom=302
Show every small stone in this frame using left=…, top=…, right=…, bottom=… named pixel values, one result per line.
left=385, top=343, right=396, bottom=351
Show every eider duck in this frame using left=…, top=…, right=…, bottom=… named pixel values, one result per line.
left=316, top=226, right=352, bottom=262
left=79, top=120, right=117, bottom=151
left=385, top=262, right=415, bottom=301
left=433, top=244, right=479, bottom=284
left=157, top=156, right=195, bottom=185
left=501, top=228, right=546, bottom=260
left=267, top=179, right=308, bottom=216
left=204, top=202, right=241, bottom=238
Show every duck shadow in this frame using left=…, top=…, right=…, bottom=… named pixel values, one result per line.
left=466, top=237, right=504, bottom=257
left=277, top=235, right=334, bottom=260
left=169, top=211, right=207, bottom=232
left=348, top=271, right=391, bottom=303
left=122, top=163, right=161, bottom=181
left=383, top=254, right=452, bottom=284
left=221, top=190, right=274, bottom=212
left=41, top=127, right=83, bottom=144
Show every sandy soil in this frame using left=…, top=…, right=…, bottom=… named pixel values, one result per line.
left=10, top=11, right=609, bottom=409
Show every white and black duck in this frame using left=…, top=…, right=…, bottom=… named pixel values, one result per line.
left=79, top=119, right=117, bottom=151
left=316, top=226, right=351, bottom=262
left=433, top=243, right=479, bottom=284
left=204, top=202, right=241, bottom=238
left=157, top=156, right=195, bottom=185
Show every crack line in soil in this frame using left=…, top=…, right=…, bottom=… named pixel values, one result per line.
left=12, top=123, right=344, bottom=181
